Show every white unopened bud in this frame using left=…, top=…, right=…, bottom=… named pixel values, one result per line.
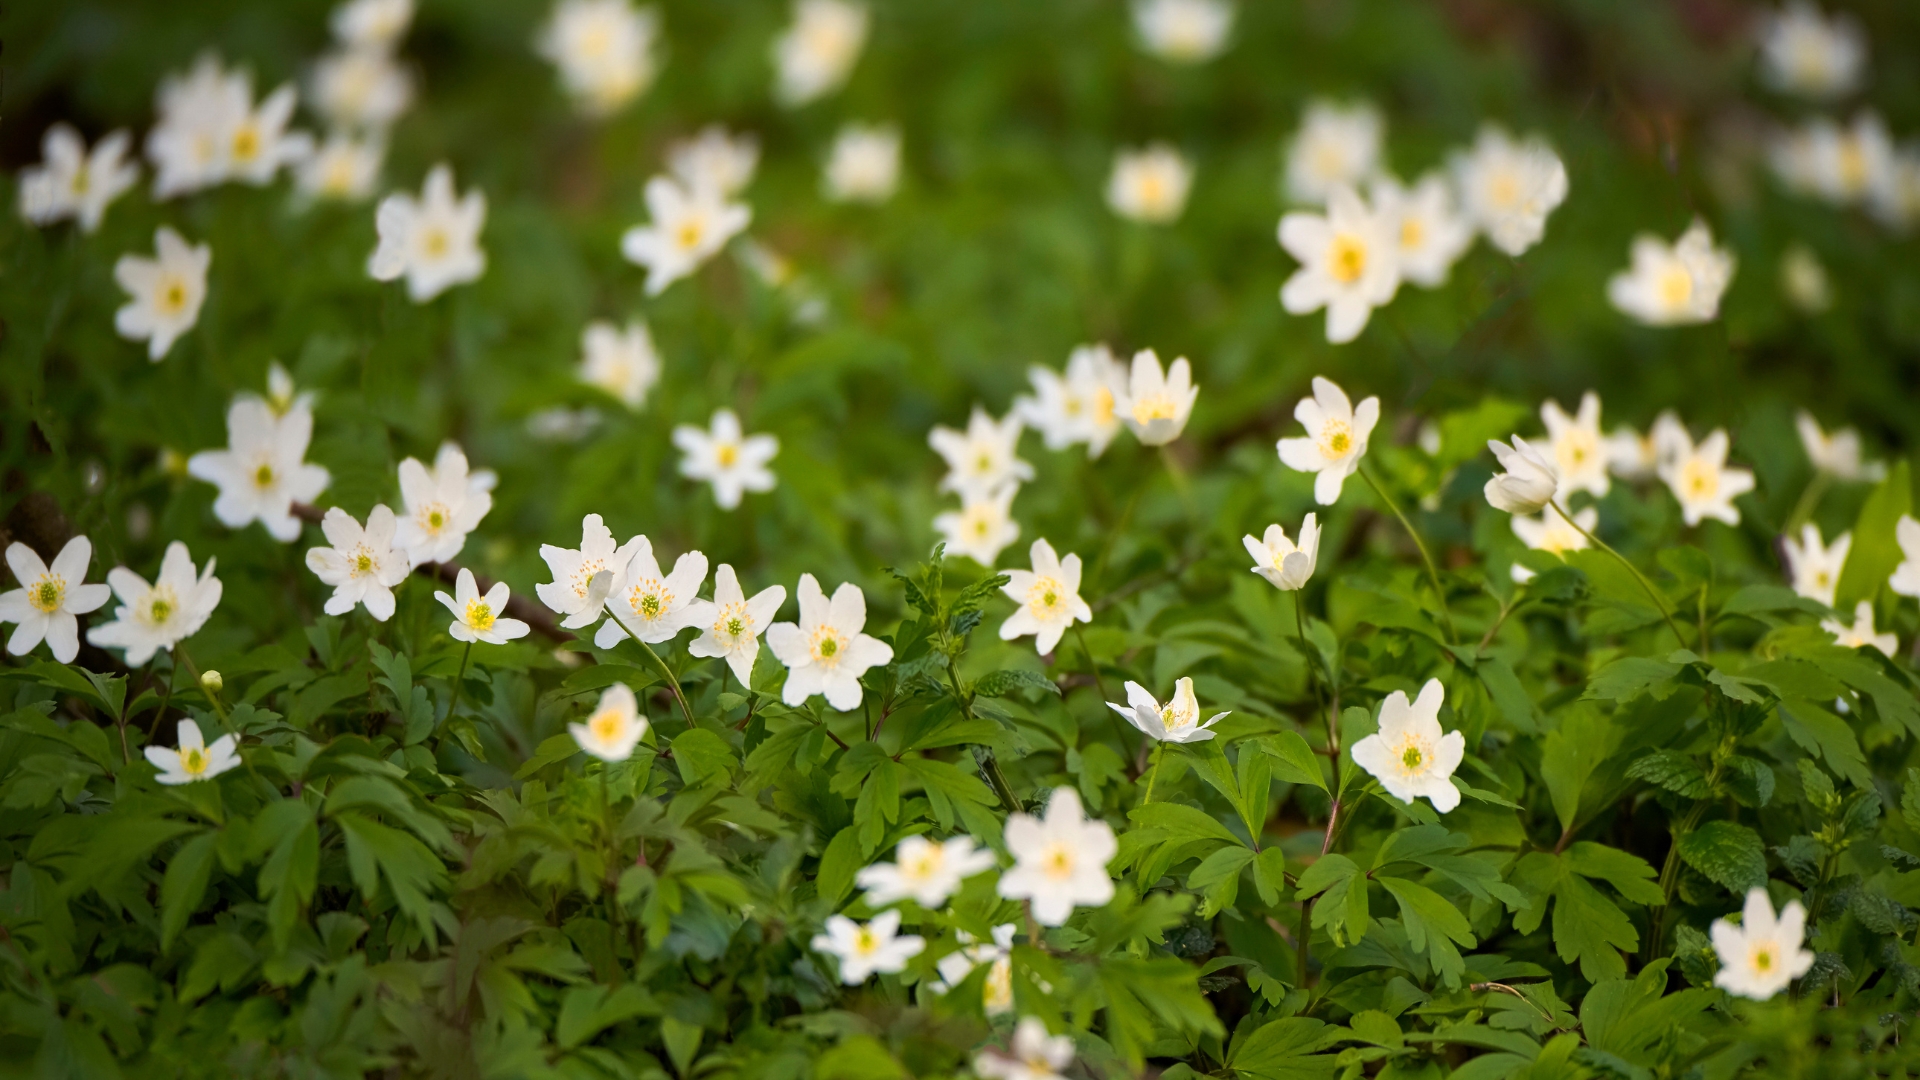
left=200, top=670, right=223, bottom=695
left=1484, top=435, right=1559, bottom=515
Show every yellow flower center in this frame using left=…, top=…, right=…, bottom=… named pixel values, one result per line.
left=1400, top=216, right=1426, bottom=250
left=146, top=589, right=178, bottom=627
left=1327, top=233, right=1367, bottom=284
left=181, top=746, right=209, bottom=776
left=420, top=504, right=449, bottom=533
left=465, top=599, right=495, bottom=631
left=1680, top=459, right=1717, bottom=501
left=716, top=442, right=740, bottom=467
left=1838, top=142, right=1867, bottom=192
left=162, top=278, right=189, bottom=314
left=1557, top=431, right=1596, bottom=473
left=572, top=559, right=606, bottom=599
left=1041, top=843, right=1075, bottom=881
left=713, top=602, right=751, bottom=646
left=1092, top=386, right=1116, bottom=424
left=1137, top=171, right=1166, bottom=209
left=810, top=625, right=848, bottom=666
left=983, top=959, right=1013, bottom=1011
left=590, top=709, right=623, bottom=743
left=232, top=125, right=261, bottom=163
left=629, top=579, right=671, bottom=620
left=71, top=166, right=92, bottom=196
left=1488, top=170, right=1520, bottom=209
left=1319, top=419, right=1353, bottom=458
left=353, top=549, right=375, bottom=576
left=1752, top=946, right=1773, bottom=972
left=1027, top=576, right=1065, bottom=619
left=902, top=847, right=942, bottom=881
left=423, top=227, right=450, bottom=258
left=676, top=219, right=707, bottom=252
left=1658, top=265, right=1694, bottom=308
left=1402, top=745, right=1423, bottom=769
left=1391, top=731, right=1435, bottom=777
left=31, top=577, right=65, bottom=613
left=252, top=462, right=275, bottom=488
left=853, top=928, right=878, bottom=955
left=1131, top=392, right=1177, bottom=425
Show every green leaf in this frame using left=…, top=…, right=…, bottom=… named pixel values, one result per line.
left=555, top=983, right=658, bottom=1049
left=672, top=728, right=736, bottom=787
left=1675, top=821, right=1767, bottom=894
left=1778, top=699, right=1871, bottom=789
left=1564, top=842, right=1665, bottom=906
left=336, top=811, right=446, bottom=938
left=1475, top=657, right=1537, bottom=734
left=1228, top=1015, right=1338, bottom=1079
left=515, top=732, right=584, bottom=779
left=972, top=668, right=1058, bottom=698
left=1186, top=845, right=1255, bottom=916
left=817, top=826, right=862, bottom=907
left=1625, top=750, right=1710, bottom=799
left=159, top=830, right=217, bottom=952
left=1379, top=875, right=1475, bottom=987
left=1257, top=731, right=1328, bottom=793
left=1295, top=854, right=1368, bottom=946
left=1584, top=657, right=1684, bottom=703
left=1539, top=708, right=1610, bottom=834
left=1835, top=459, right=1911, bottom=610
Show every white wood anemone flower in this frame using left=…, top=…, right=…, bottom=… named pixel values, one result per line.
left=1276, top=376, right=1380, bottom=505
left=1871, top=148, right=1920, bottom=232
left=1, top=537, right=111, bottom=664
left=1110, top=677, right=1230, bottom=745
left=669, top=125, right=760, bottom=197
left=1770, top=113, right=1892, bottom=206
left=975, top=1017, right=1077, bottom=1080
left=1783, top=523, right=1851, bottom=608
left=601, top=537, right=709, bottom=649
left=1711, top=887, right=1815, bottom=1000
left=114, top=227, right=211, bottom=362
left=145, top=53, right=250, bottom=199
left=823, top=123, right=901, bottom=204
left=396, top=442, right=493, bottom=566
left=1484, top=436, right=1560, bottom=515
left=296, top=130, right=384, bottom=202
left=1659, top=428, right=1755, bottom=527
left=1510, top=505, right=1595, bottom=583
left=1796, top=411, right=1882, bottom=481
left=569, top=682, right=648, bottom=762
left=145, top=719, right=242, bottom=786
left=997, top=539, right=1092, bottom=656
left=537, top=514, right=641, bottom=631
left=537, top=0, right=661, bottom=116
left=1014, top=344, right=1124, bottom=456
left=997, top=786, right=1117, bottom=926
left=187, top=394, right=331, bottom=543
left=929, top=407, right=1033, bottom=498
left=673, top=408, right=779, bottom=510
left=1540, top=392, right=1611, bottom=499
left=1892, top=515, right=1920, bottom=598
left=369, top=164, right=488, bottom=303
left=773, top=0, right=869, bottom=107
left=621, top=175, right=753, bottom=296
left=576, top=319, right=662, bottom=410
left=310, top=47, right=414, bottom=131
left=1131, top=0, right=1233, bottom=64
left=18, top=124, right=140, bottom=233
left=223, top=83, right=312, bottom=187
left=305, top=505, right=410, bottom=621
left=1279, top=186, right=1401, bottom=344
left=934, top=924, right=1016, bottom=1014
left=1451, top=124, right=1568, bottom=257
left=811, top=910, right=923, bottom=985
left=1757, top=2, right=1866, bottom=101
left=1285, top=100, right=1383, bottom=206
left=1604, top=410, right=1689, bottom=482
left=934, top=484, right=1021, bottom=568
left=1107, top=144, right=1192, bottom=224
left=332, top=0, right=414, bottom=50
left=685, top=564, right=787, bottom=685
left=88, top=542, right=223, bottom=667
left=856, top=835, right=998, bottom=908
left=1824, top=600, right=1897, bottom=657
left=767, top=574, right=893, bottom=710
left=1117, top=349, right=1198, bottom=446
left=1607, top=219, right=1736, bottom=326
left=1244, top=513, right=1319, bottom=592
left=1369, top=173, right=1472, bottom=289
left=436, top=568, right=530, bottom=645
left=1349, top=679, right=1465, bottom=812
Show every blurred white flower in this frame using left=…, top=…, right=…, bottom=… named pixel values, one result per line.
left=1871, top=147, right=1920, bottom=231
left=536, top=514, right=643, bottom=631
left=767, top=574, right=893, bottom=711
left=935, top=924, right=1016, bottom=1014
left=1778, top=245, right=1832, bottom=312
left=88, top=542, right=223, bottom=666
left=1350, top=678, right=1463, bottom=812
left=823, top=123, right=901, bottom=203
left=577, top=319, right=662, bottom=409
left=1485, top=437, right=1559, bottom=515
left=538, top=0, right=660, bottom=115
left=1784, top=523, right=1850, bottom=607
left=975, top=1018, right=1076, bottom=1080
left=311, top=47, right=414, bottom=130
left=1757, top=2, right=1865, bottom=100
left=1797, top=411, right=1883, bottom=481
left=1277, top=376, right=1380, bottom=505
left=858, top=835, right=998, bottom=909
left=930, top=407, right=1032, bottom=498
left=114, top=227, right=211, bottom=362
left=1510, top=505, right=1595, bottom=583
left=1014, top=344, right=1125, bottom=456
left=225, top=84, right=312, bottom=186
left=1604, top=410, right=1689, bottom=482
left=935, top=484, right=1021, bottom=568
left=1660, top=428, right=1755, bottom=527
left=1711, top=888, right=1814, bottom=1000
left=571, top=682, right=648, bottom=762
left=1893, top=516, right=1920, bottom=599
left=1109, top=677, right=1230, bottom=745
left=296, top=130, right=384, bottom=201
left=306, top=506, right=410, bottom=621
left=267, top=360, right=313, bottom=413
left=685, top=564, right=787, bottom=684
left=1284, top=100, right=1382, bottom=205
left=1771, top=113, right=1891, bottom=205
left=396, top=442, right=493, bottom=566
left=1117, top=349, right=1198, bottom=446
left=1279, top=186, right=1401, bottom=344
left=145, top=719, right=241, bottom=786
left=1452, top=124, right=1568, bottom=257
left=1607, top=219, right=1736, bottom=326
left=1370, top=173, right=1473, bottom=288
left=998, top=786, right=1116, bottom=926
left=673, top=409, right=778, bottom=510
left=146, top=54, right=249, bottom=198
left=1244, top=514, right=1319, bottom=592
left=525, top=406, right=603, bottom=442
left=369, top=164, right=487, bottom=302
left=437, top=568, right=530, bottom=645
left=0, top=538, right=111, bottom=665
left=331, top=0, right=414, bottom=51
left=1107, top=144, right=1192, bottom=224
left=812, top=910, right=923, bottom=984
left=1825, top=600, right=1896, bottom=656
left=1132, top=0, right=1233, bottom=63
left=18, top=125, right=139, bottom=233
left=621, top=175, right=752, bottom=295
left=1539, top=392, right=1610, bottom=499
left=669, top=125, right=760, bottom=196
left=997, top=539, right=1091, bottom=656
left=187, top=394, right=331, bottom=542
left=773, top=0, right=868, bottom=106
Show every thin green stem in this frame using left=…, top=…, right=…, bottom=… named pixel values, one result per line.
left=1784, top=471, right=1832, bottom=535
left=1294, top=593, right=1333, bottom=757
left=636, top=638, right=697, bottom=729
left=1358, top=465, right=1455, bottom=643
left=442, top=640, right=474, bottom=726
left=1551, top=499, right=1690, bottom=650
left=173, top=643, right=229, bottom=725
left=1143, top=742, right=1167, bottom=804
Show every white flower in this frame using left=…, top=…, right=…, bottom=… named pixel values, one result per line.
left=1, top=538, right=111, bottom=664
left=223, top=84, right=312, bottom=186
left=1510, top=505, right=1596, bottom=583
left=18, top=125, right=139, bottom=233
left=997, top=539, right=1092, bottom=656
left=1349, top=678, right=1464, bottom=812
left=144, top=719, right=241, bottom=786
left=1116, top=349, right=1198, bottom=446
left=1659, top=429, right=1755, bottom=527
left=1604, top=411, right=1689, bottom=482
left=1452, top=125, right=1569, bottom=257
left=620, top=175, right=752, bottom=296
left=305, top=505, right=410, bottom=621
left=332, top=0, right=414, bottom=50
left=577, top=319, right=662, bottom=409
left=668, top=125, right=760, bottom=197
left=773, top=0, right=869, bottom=107
left=369, top=164, right=487, bottom=303
left=685, top=564, right=787, bottom=684
left=537, top=0, right=661, bottom=115
left=1109, top=677, right=1230, bottom=745
left=1711, top=888, right=1815, bottom=1000
left=1014, top=345, right=1125, bottom=457
left=1779, top=245, right=1832, bottom=312
left=1894, top=516, right=1920, bottom=598
left=1369, top=173, right=1473, bottom=289
left=396, top=442, right=492, bottom=566
left=1871, top=147, right=1920, bottom=232
left=929, top=408, right=1033, bottom=498
left=601, top=537, right=710, bottom=648
left=768, top=574, right=893, bottom=710
left=88, top=542, right=223, bottom=667
left=436, top=568, right=530, bottom=645
left=296, top=130, right=384, bottom=201
left=570, top=682, right=648, bottom=762
left=1784, top=524, right=1851, bottom=607
left=1278, top=186, right=1401, bottom=344
left=145, top=54, right=250, bottom=198
left=528, top=406, right=603, bottom=442
left=1276, top=376, right=1380, bottom=505
left=311, top=48, right=414, bottom=130
left=1771, top=113, right=1892, bottom=205
left=998, top=786, right=1117, bottom=926
left=935, top=485, right=1021, bottom=568
left=1796, top=411, right=1882, bottom=481
left=1824, top=600, right=1896, bottom=656
left=1757, top=2, right=1865, bottom=100
left=935, top=925, right=1016, bottom=1014
left=975, top=1018, right=1076, bottom=1080
left=1244, top=514, right=1319, bottom=592
left=823, top=123, right=901, bottom=203
left=856, top=835, right=998, bottom=908
left=186, top=394, right=331, bottom=542
left=1485, top=436, right=1560, bottom=515
left=114, top=227, right=211, bottom=361
left=537, top=514, right=641, bottom=630
left=1107, top=144, right=1192, bottom=224
left=1132, top=0, right=1233, bottom=63
left=1540, top=392, right=1610, bottom=499
left=673, top=409, right=778, bottom=510
left=811, top=910, right=923, bottom=984
left=1284, top=100, right=1383, bottom=206
left=1607, top=219, right=1736, bottom=326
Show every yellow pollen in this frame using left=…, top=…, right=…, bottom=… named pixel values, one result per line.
left=1138, top=172, right=1165, bottom=207
left=181, top=747, right=208, bottom=775
left=1753, top=948, right=1773, bottom=971
left=163, top=280, right=188, bottom=313
left=1839, top=143, right=1867, bottom=190
left=1488, top=171, right=1520, bottom=209
left=1400, top=217, right=1426, bottom=249
left=149, top=597, right=173, bottom=623
left=676, top=220, right=706, bottom=251
left=465, top=599, right=495, bottom=631
left=975, top=452, right=993, bottom=473
left=811, top=624, right=847, bottom=665
left=32, top=578, right=65, bottom=613
left=72, top=167, right=92, bottom=195
left=1042, top=844, right=1074, bottom=880
left=1320, top=419, right=1353, bottom=458
left=354, top=552, right=374, bottom=574
left=716, top=443, right=740, bottom=467
left=254, top=463, right=275, bottom=488
left=1681, top=460, right=1716, bottom=499
left=591, top=710, right=622, bottom=742
left=421, top=504, right=449, bottom=532
left=423, top=228, right=449, bottom=258
left=573, top=560, right=606, bottom=598
left=854, top=929, right=877, bottom=954
left=714, top=602, right=750, bottom=644
left=1327, top=234, right=1367, bottom=284
left=1657, top=265, right=1694, bottom=308
left=1402, top=745, right=1423, bottom=768
left=1027, top=576, right=1064, bottom=618
left=232, top=126, right=260, bottom=162
left=1132, top=392, right=1176, bottom=424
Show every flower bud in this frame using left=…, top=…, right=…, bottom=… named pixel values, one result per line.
left=1484, top=435, right=1559, bottom=515
left=200, top=669, right=223, bottom=694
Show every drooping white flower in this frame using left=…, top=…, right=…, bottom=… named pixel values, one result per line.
left=1757, top=2, right=1866, bottom=101
left=1711, top=888, right=1815, bottom=1000
left=0, top=538, right=111, bottom=664
left=570, top=682, right=648, bottom=762
left=767, top=574, right=893, bottom=710
left=223, top=84, right=313, bottom=186
left=537, top=0, right=661, bottom=115
left=295, top=130, right=384, bottom=201
left=114, top=227, right=211, bottom=361
left=811, top=910, right=924, bottom=984
left=1540, top=392, right=1611, bottom=499
left=305, top=505, right=410, bottom=621
left=773, top=0, right=869, bottom=107
left=331, top=0, right=415, bottom=51
left=88, top=542, right=223, bottom=666
left=1604, top=411, right=1689, bottom=481
left=1824, top=600, right=1896, bottom=656
left=1894, top=516, right=1920, bottom=598
left=1784, top=523, right=1850, bottom=607
left=997, top=539, right=1091, bottom=656
left=601, top=537, right=710, bottom=649
left=929, top=408, right=1033, bottom=498
left=856, top=835, right=998, bottom=908
left=1659, top=428, right=1755, bottom=527
left=436, top=568, right=530, bottom=645
left=186, top=394, right=331, bottom=542
left=998, top=786, right=1117, bottom=926
left=975, top=1018, right=1076, bottom=1080
left=620, top=174, right=752, bottom=296
left=1369, top=173, right=1473, bottom=288
left=1510, top=505, right=1596, bottom=583
left=1796, top=411, right=1882, bottom=481
left=1284, top=100, right=1383, bottom=206
left=310, top=47, right=414, bottom=131
left=1107, top=144, right=1192, bottom=224
left=395, top=442, right=492, bottom=566
left=535, top=514, right=637, bottom=631
left=673, top=409, right=778, bottom=510
left=1779, top=245, right=1832, bottom=312
left=685, top=564, right=786, bottom=684
left=1607, top=219, right=1737, bottom=326
left=1109, top=677, right=1230, bottom=745
left=1485, top=436, right=1560, bottom=515
left=1116, top=349, right=1198, bottom=446
left=1349, top=678, right=1464, bottom=812
left=823, top=123, right=901, bottom=204
left=369, top=164, right=487, bottom=303
left=1244, top=514, right=1319, bottom=592
left=935, top=485, right=1021, bottom=568
left=1451, top=125, right=1569, bottom=257
left=145, top=54, right=250, bottom=199
left=934, top=924, right=1016, bottom=1014
left=668, top=125, right=760, bottom=197
left=1278, top=186, right=1401, bottom=344
left=18, top=125, right=140, bottom=233
left=1276, top=376, right=1381, bottom=505
left=1013, top=344, right=1125, bottom=457
left=144, top=719, right=242, bottom=786
left=577, top=319, right=662, bottom=409
left=1771, top=113, right=1892, bottom=206
left=1132, top=0, right=1233, bottom=63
